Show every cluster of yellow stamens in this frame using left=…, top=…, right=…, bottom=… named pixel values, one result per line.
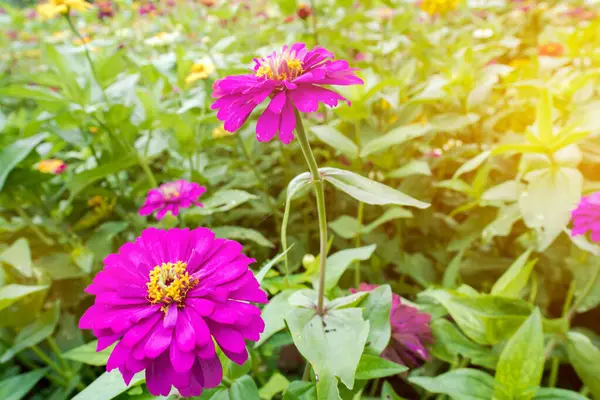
left=256, top=50, right=304, bottom=81
left=147, top=261, right=198, bottom=311
left=160, top=183, right=181, bottom=199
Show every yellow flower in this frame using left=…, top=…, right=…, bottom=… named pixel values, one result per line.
left=73, top=36, right=92, bottom=46
left=185, top=62, right=215, bottom=84
left=36, top=159, right=66, bottom=174
left=212, top=125, right=234, bottom=139
left=509, top=58, right=530, bottom=68
left=37, top=0, right=92, bottom=20
left=420, top=0, right=459, bottom=16
left=89, top=126, right=98, bottom=134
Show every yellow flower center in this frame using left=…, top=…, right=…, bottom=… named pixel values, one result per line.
left=420, top=0, right=459, bottom=16
left=256, top=51, right=304, bottom=81
left=160, top=184, right=180, bottom=199
left=147, top=261, right=198, bottom=310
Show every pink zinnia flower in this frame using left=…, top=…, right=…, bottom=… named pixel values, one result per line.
left=79, top=227, right=268, bottom=396
left=211, top=43, right=363, bottom=144
left=351, top=283, right=433, bottom=367
left=571, top=192, right=600, bottom=242
left=139, top=180, right=206, bottom=220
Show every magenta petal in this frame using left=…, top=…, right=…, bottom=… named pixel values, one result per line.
left=170, top=341, right=195, bottom=373
left=164, top=305, right=178, bottom=329
left=176, top=309, right=196, bottom=352
left=146, top=353, right=173, bottom=396
left=208, top=323, right=246, bottom=354
left=198, top=356, right=223, bottom=389
left=256, top=108, right=281, bottom=142
left=144, top=323, right=173, bottom=359
left=122, top=313, right=161, bottom=347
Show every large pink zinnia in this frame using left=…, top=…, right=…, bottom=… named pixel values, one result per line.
left=79, top=227, right=268, bottom=396
left=351, top=283, right=433, bottom=367
left=211, top=43, right=363, bottom=144
left=139, top=180, right=206, bottom=220
left=571, top=192, right=600, bottom=242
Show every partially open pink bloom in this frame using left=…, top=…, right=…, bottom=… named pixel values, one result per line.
left=79, top=227, right=268, bottom=396
left=351, top=283, right=433, bottom=367
left=571, top=192, right=600, bottom=242
left=139, top=180, right=206, bottom=220
left=211, top=43, right=363, bottom=144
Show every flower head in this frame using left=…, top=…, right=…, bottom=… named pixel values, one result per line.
left=138, top=2, right=156, bottom=15
left=211, top=43, right=362, bottom=144
left=538, top=42, right=564, bottom=57
left=296, top=3, right=311, bottom=20
left=571, top=192, right=600, bottom=242
left=139, top=180, right=206, bottom=220
left=351, top=283, right=433, bottom=367
left=97, top=0, right=114, bottom=19
left=79, top=227, right=268, bottom=396
left=37, top=159, right=66, bottom=174
left=185, top=62, right=215, bottom=84
left=37, top=0, right=91, bottom=19
left=420, top=0, right=459, bottom=16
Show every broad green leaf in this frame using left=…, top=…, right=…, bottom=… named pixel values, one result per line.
left=323, top=245, right=377, bottom=291
left=0, top=302, right=60, bottom=362
left=409, top=369, right=495, bottom=400
left=0, top=284, right=48, bottom=312
left=387, top=160, right=432, bottom=178
left=566, top=332, right=600, bottom=398
left=431, top=113, right=480, bottom=133
left=311, top=126, right=358, bottom=159
left=68, top=156, right=138, bottom=200
left=255, top=290, right=296, bottom=347
left=429, top=319, right=498, bottom=369
left=363, top=208, right=413, bottom=233
left=258, top=373, right=290, bottom=400
left=194, top=190, right=258, bottom=215
left=286, top=305, right=369, bottom=397
left=329, top=216, right=362, bottom=240
left=283, top=381, right=317, bottom=400
left=214, top=226, right=274, bottom=248
left=482, top=204, right=521, bottom=242
left=442, top=249, right=465, bottom=289
left=62, top=340, right=116, bottom=366
left=381, top=382, right=407, bottom=400
left=533, top=388, right=590, bottom=400
left=354, top=354, right=407, bottom=379
left=86, top=221, right=129, bottom=262
left=0, top=86, right=62, bottom=102
left=536, top=88, right=554, bottom=144
left=230, top=375, right=260, bottom=400
left=0, top=367, right=48, bottom=400
left=255, top=247, right=293, bottom=284
left=519, top=167, right=582, bottom=250
left=0, top=134, right=47, bottom=192
left=494, top=309, right=544, bottom=400
left=360, top=124, right=430, bottom=157
left=481, top=181, right=519, bottom=202
left=320, top=168, right=429, bottom=208
left=357, top=285, right=392, bottom=354
left=71, top=370, right=145, bottom=400
left=453, top=151, right=491, bottom=179
left=0, top=238, right=32, bottom=278
left=328, top=292, right=368, bottom=310
left=491, top=248, right=536, bottom=298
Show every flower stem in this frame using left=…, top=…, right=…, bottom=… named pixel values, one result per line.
left=308, top=0, right=319, bottom=45
left=294, top=109, right=327, bottom=315
left=354, top=201, right=364, bottom=287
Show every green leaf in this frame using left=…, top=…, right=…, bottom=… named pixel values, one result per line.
left=0, top=284, right=48, bottom=312
left=329, top=216, right=362, bottom=240
left=493, top=309, right=544, bottom=400
left=387, top=160, right=432, bottom=179
left=320, top=168, right=429, bottom=208
left=533, top=388, right=590, bottom=400
left=429, top=319, right=498, bottom=369
left=0, top=302, right=61, bottom=362
left=358, top=285, right=392, bottom=354
left=195, top=190, right=258, bottom=215
left=453, top=151, right=491, bottom=179
left=354, top=354, right=407, bottom=379
left=323, top=245, right=376, bottom=291
left=536, top=88, right=554, bottom=144
left=71, top=370, right=145, bottom=400
left=286, top=306, right=369, bottom=397
left=62, top=340, right=116, bottom=366
left=0, top=367, right=48, bottom=400
left=381, top=381, right=407, bottom=400
left=214, top=226, right=274, bottom=248
left=283, top=381, right=317, bottom=400
left=0, top=85, right=62, bottom=102
left=258, top=373, right=290, bottom=400
left=311, top=126, right=358, bottom=159
left=0, top=239, right=32, bottom=278
left=431, top=113, right=480, bottom=133
left=442, top=248, right=465, bottom=289
left=255, top=290, right=296, bottom=347
left=566, top=332, right=600, bottom=398
left=230, top=375, right=260, bottom=400
left=68, top=157, right=138, bottom=200
left=409, top=369, right=495, bottom=400
left=360, top=124, right=430, bottom=157
left=0, top=134, right=47, bottom=192
left=363, top=208, right=413, bottom=233
left=86, top=221, right=129, bottom=262
left=255, top=247, right=293, bottom=284
left=491, top=248, right=536, bottom=298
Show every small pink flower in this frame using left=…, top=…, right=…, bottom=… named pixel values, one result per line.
left=211, top=43, right=363, bottom=144
left=79, top=227, right=268, bottom=396
left=139, top=180, right=206, bottom=220
left=351, top=283, right=433, bottom=367
left=571, top=192, right=600, bottom=242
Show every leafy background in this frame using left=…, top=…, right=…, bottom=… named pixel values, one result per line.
left=0, top=0, right=599, bottom=399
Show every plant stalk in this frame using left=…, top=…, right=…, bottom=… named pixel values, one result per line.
left=294, top=109, right=327, bottom=315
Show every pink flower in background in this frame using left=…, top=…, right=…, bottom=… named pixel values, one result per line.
left=79, top=227, right=268, bottom=396
left=351, top=283, right=433, bottom=367
left=571, top=192, right=600, bottom=242
left=139, top=180, right=206, bottom=220
left=211, top=43, right=363, bottom=144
